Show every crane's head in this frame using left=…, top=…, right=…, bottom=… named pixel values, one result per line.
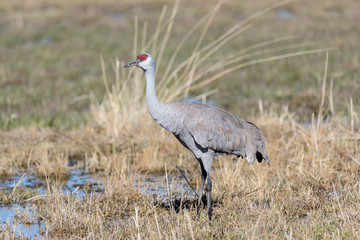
left=124, top=53, right=155, bottom=72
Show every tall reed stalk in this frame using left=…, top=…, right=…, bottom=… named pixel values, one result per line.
left=92, top=0, right=331, bottom=138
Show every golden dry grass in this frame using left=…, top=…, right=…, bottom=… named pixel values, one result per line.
left=1, top=106, right=359, bottom=239
left=1, top=49, right=360, bottom=238
left=1, top=0, right=360, bottom=239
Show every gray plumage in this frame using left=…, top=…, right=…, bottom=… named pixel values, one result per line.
left=125, top=53, right=270, bottom=220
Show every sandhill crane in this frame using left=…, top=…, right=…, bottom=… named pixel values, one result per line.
left=125, top=53, right=270, bottom=220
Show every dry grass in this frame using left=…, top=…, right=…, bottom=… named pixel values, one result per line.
left=1, top=108, right=359, bottom=239
left=1, top=0, right=360, bottom=239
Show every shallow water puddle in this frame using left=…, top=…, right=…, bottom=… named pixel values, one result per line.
left=0, top=204, right=44, bottom=238
left=0, top=169, right=104, bottom=197
left=134, top=173, right=198, bottom=212
left=0, top=169, right=104, bottom=238
left=276, top=9, right=295, bottom=20
left=0, top=171, right=197, bottom=238
left=136, top=173, right=197, bottom=200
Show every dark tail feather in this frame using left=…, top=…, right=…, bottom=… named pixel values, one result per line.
left=256, top=151, right=270, bottom=167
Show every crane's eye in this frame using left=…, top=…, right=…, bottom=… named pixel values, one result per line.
left=137, top=54, right=148, bottom=62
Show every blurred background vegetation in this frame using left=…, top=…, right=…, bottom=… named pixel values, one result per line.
left=0, top=0, right=359, bottom=129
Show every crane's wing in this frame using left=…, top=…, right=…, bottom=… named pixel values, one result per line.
left=183, top=104, right=270, bottom=166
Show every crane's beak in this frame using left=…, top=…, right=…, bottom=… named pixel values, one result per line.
left=124, top=59, right=139, bottom=68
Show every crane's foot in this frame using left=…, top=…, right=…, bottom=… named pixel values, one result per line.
left=196, top=195, right=207, bottom=218
left=196, top=201, right=201, bottom=218
left=207, top=208, right=212, bottom=220
left=196, top=196, right=212, bottom=220
left=206, top=194, right=212, bottom=220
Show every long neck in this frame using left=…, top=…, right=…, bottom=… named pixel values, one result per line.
left=145, top=68, right=163, bottom=121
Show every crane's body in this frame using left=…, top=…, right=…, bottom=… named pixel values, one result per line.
left=150, top=101, right=269, bottom=165
left=125, top=53, right=270, bottom=220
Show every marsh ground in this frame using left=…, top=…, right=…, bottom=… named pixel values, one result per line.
left=0, top=0, right=359, bottom=239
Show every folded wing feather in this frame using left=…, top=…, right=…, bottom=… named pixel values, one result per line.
left=182, top=103, right=269, bottom=165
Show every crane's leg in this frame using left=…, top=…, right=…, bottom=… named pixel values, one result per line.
left=202, top=155, right=214, bottom=220
left=196, top=159, right=207, bottom=217
left=205, top=171, right=212, bottom=220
